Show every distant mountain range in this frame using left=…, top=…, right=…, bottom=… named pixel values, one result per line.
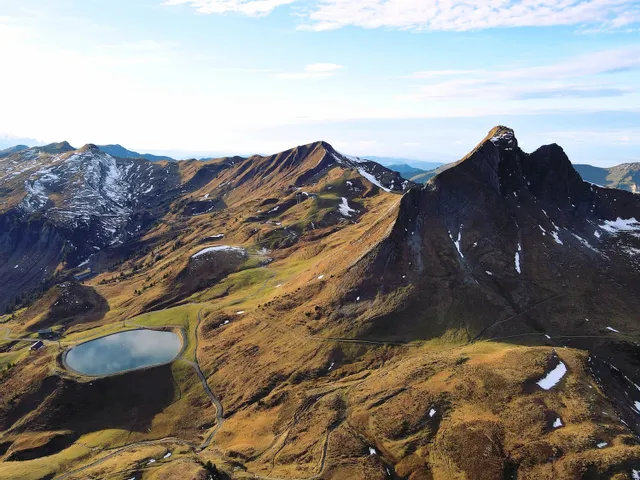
left=574, top=163, right=640, bottom=193
left=0, top=134, right=42, bottom=150
left=0, top=145, right=29, bottom=158
left=4, top=141, right=639, bottom=193
left=96, top=144, right=175, bottom=162
left=364, top=155, right=446, bottom=171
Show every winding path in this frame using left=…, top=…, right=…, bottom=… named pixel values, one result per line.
left=1, top=327, right=54, bottom=344
left=41, top=269, right=402, bottom=480
left=193, top=308, right=224, bottom=450
left=53, top=308, right=223, bottom=479
left=56, top=437, right=195, bottom=480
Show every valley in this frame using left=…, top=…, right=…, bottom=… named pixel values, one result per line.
left=1, top=128, right=640, bottom=479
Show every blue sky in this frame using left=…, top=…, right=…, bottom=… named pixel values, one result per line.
left=0, top=0, right=639, bottom=166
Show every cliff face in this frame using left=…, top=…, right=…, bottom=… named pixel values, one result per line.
left=350, top=128, right=640, bottom=374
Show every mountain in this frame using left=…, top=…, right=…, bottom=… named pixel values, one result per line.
left=365, top=155, right=445, bottom=171
left=386, top=163, right=428, bottom=178
left=575, top=162, right=640, bottom=192
left=0, top=143, right=183, bottom=312
left=352, top=127, right=640, bottom=341
left=97, top=144, right=175, bottom=162
left=0, top=140, right=409, bottom=313
left=0, top=145, right=28, bottom=158
left=2, top=129, right=640, bottom=479
left=0, top=134, right=42, bottom=150
left=407, top=164, right=449, bottom=183
left=386, top=162, right=461, bottom=184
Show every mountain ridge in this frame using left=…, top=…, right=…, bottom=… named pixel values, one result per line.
left=2, top=127, right=640, bottom=479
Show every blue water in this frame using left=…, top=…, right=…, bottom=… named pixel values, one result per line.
left=65, top=329, right=181, bottom=376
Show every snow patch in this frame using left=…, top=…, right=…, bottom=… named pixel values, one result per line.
left=332, top=152, right=392, bottom=192
left=449, top=226, right=464, bottom=259
left=600, top=217, right=640, bottom=234
left=553, top=418, right=563, bottom=428
left=515, top=243, right=522, bottom=274
left=429, top=408, right=436, bottom=417
left=551, top=231, right=563, bottom=245
left=571, top=233, right=599, bottom=253
left=537, top=361, right=567, bottom=390
left=191, top=245, right=245, bottom=259
left=338, top=197, right=356, bottom=217
left=368, top=447, right=377, bottom=456
left=606, top=326, right=621, bottom=333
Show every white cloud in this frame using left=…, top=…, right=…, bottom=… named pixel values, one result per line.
left=276, top=62, right=343, bottom=79
left=163, top=0, right=295, bottom=16
left=300, top=0, right=640, bottom=32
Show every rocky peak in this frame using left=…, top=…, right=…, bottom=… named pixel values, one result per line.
left=486, top=125, right=518, bottom=149
left=438, top=126, right=523, bottom=195
left=436, top=126, right=586, bottom=205
left=78, top=144, right=101, bottom=154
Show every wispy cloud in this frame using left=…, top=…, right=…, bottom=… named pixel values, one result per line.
left=300, top=0, right=640, bottom=32
left=163, top=0, right=295, bottom=17
left=276, top=62, right=343, bottom=79
left=162, top=0, right=640, bottom=33
left=407, top=47, right=640, bottom=102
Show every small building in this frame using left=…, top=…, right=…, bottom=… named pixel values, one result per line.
left=37, top=328, right=54, bottom=338
left=30, top=340, right=44, bottom=351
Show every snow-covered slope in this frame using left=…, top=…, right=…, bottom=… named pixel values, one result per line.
left=330, top=150, right=411, bottom=193
left=7, top=145, right=180, bottom=248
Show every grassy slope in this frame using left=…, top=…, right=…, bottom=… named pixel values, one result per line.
left=2, top=152, right=640, bottom=479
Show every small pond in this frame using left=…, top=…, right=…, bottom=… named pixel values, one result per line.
left=65, top=329, right=182, bottom=376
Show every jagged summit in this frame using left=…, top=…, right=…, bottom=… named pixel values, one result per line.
left=354, top=125, right=640, bottom=342
left=223, top=139, right=413, bottom=194
left=486, top=125, right=517, bottom=148
left=434, top=126, right=583, bottom=202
